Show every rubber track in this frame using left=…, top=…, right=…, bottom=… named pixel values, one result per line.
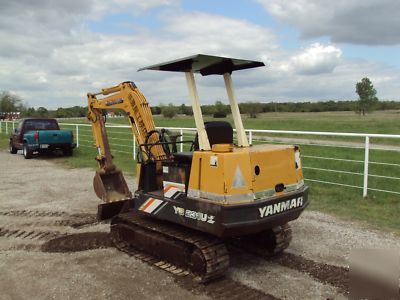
left=112, top=212, right=229, bottom=282
left=271, top=224, right=292, bottom=254
left=231, top=223, right=292, bottom=256
left=112, top=228, right=277, bottom=299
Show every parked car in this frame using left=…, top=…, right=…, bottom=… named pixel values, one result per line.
left=9, top=118, right=76, bottom=159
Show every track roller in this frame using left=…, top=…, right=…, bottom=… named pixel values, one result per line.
left=110, top=211, right=229, bottom=282
left=236, top=223, right=292, bottom=256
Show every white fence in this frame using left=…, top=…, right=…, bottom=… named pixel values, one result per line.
left=1, top=120, right=400, bottom=198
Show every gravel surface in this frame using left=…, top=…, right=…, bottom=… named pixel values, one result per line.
left=290, top=211, right=400, bottom=268
left=0, top=150, right=398, bottom=299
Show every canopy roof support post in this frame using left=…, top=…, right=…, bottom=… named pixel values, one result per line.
left=185, top=71, right=211, bottom=151
left=223, top=73, right=249, bottom=147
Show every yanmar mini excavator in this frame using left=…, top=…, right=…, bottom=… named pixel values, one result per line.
left=87, top=54, right=309, bottom=281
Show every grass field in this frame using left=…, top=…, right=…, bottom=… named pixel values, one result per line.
left=1, top=110, right=400, bottom=232
left=59, top=110, right=400, bottom=145
left=58, top=110, right=400, bottom=134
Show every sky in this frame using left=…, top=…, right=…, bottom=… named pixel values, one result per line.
left=1, top=0, right=399, bottom=109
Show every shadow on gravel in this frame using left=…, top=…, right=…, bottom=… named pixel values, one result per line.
left=25, top=151, right=68, bottom=160
left=41, top=232, right=112, bottom=253
left=176, top=276, right=279, bottom=300
left=228, top=245, right=349, bottom=295
left=65, top=213, right=99, bottom=228
left=274, top=252, right=349, bottom=295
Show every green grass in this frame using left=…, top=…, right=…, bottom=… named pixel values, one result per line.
left=56, top=110, right=400, bottom=133
left=60, top=110, right=400, bottom=145
left=308, top=184, right=400, bottom=233
left=0, top=135, right=8, bottom=149
left=1, top=111, right=400, bottom=233
left=65, top=110, right=400, bottom=132
left=51, top=146, right=137, bottom=176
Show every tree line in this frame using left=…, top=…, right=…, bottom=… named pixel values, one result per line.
left=1, top=77, right=398, bottom=119
left=2, top=99, right=399, bottom=120
left=156, top=99, right=400, bottom=119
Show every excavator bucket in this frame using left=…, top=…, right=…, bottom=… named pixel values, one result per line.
left=93, top=169, right=132, bottom=202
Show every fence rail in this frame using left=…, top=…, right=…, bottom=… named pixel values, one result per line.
left=1, top=120, right=399, bottom=197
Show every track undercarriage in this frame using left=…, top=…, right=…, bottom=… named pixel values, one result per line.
left=111, top=212, right=229, bottom=282
left=110, top=210, right=292, bottom=282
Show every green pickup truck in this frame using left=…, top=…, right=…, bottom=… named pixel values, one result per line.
left=9, top=118, right=76, bottom=159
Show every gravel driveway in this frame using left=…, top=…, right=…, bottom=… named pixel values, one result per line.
left=0, top=150, right=398, bottom=299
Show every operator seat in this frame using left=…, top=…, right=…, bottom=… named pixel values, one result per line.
left=174, top=121, right=234, bottom=164
left=202, top=121, right=234, bottom=147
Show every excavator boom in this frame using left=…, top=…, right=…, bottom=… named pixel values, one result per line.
left=87, top=81, right=166, bottom=202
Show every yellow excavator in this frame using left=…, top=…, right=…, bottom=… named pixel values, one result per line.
left=87, top=54, right=309, bottom=281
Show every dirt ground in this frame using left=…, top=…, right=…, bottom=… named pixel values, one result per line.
left=1, top=150, right=399, bottom=300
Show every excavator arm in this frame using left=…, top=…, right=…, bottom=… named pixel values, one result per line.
left=87, top=81, right=167, bottom=203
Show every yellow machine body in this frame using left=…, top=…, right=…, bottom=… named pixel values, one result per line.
left=87, top=81, right=306, bottom=208
left=187, top=144, right=304, bottom=204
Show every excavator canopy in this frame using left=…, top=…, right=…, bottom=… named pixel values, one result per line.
left=138, top=54, right=265, bottom=75
left=139, top=54, right=265, bottom=150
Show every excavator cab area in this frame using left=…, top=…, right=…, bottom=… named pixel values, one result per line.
left=135, top=55, right=261, bottom=200
left=138, top=55, right=306, bottom=209
left=135, top=128, right=193, bottom=193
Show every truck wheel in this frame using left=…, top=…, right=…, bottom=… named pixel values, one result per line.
left=23, top=143, right=33, bottom=159
left=63, top=147, right=73, bottom=157
left=9, top=141, right=17, bottom=154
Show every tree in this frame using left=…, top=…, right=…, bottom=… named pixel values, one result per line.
left=151, top=106, right=161, bottom=115
left=239, top=102, right=263, bottom=118
left=55, top=107, right=69, bottom=118
left=24, top=107, right=36, bottom=117
left=213, top=101, right=229, bottom=118
left=179, top=104, right=193, bottom=115
left=355, top=77, right=379, bottom=115
left=161, top=103, right=178, bottom=119
left=200, top=104, right=215, bottom=115
left=35, top=107, right=49, bottom=117
left=0, top=91, right=24, bottom=112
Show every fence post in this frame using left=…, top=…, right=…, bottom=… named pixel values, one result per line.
left=180, top=129, right=183, bottom=152
left=363, top=136, right=370, bottom=198
left=133, top=138, right=136, bottom=160
left=5, top=121, right=7, bottom=134
left=0, top=120, right=2, bottom=133
left=248, top=130, right=253, bottom=145
left=75, top=125, right=79, bottom=148
left=12, top=122, right=15, bottom=131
